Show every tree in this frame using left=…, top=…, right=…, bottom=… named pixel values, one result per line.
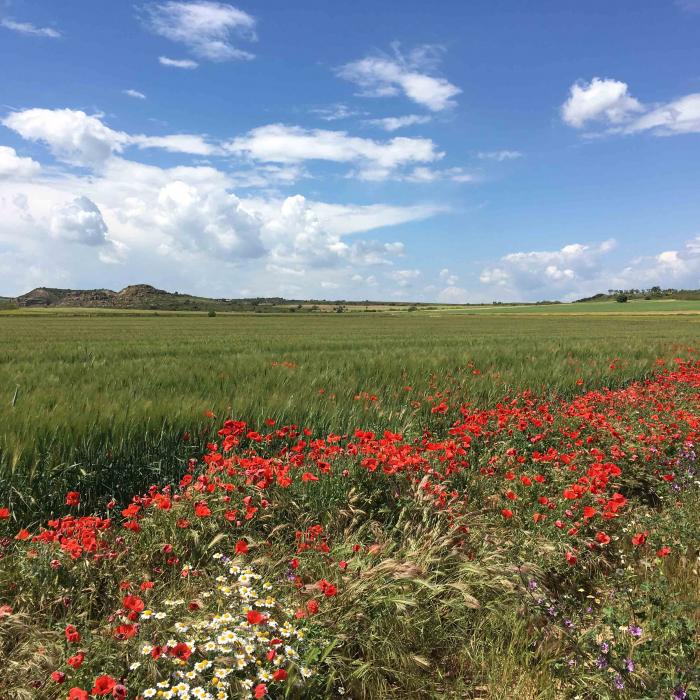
left=615, top=293, right=628, bottom=303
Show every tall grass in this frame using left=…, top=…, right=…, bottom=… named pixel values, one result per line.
left=1, top=312, right=698, bottom=519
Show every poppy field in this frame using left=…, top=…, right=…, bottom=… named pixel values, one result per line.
left=0, top=312, right=699, bottom=699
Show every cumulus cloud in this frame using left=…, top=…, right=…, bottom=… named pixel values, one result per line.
left=561, top=78, right=643, bottom=128
left=337, top=44, right=461, bottom=112
left=123, top=89, right=147, bottom=99
left=3, top=108, right=129, bottom=167
left=50, top=196, right=110, bottom=246
left=0, top=146, right=41, bottom=179
left=151, top=180, right=265, bottom=259
left=1, top=18, right=60, bottom=38
left=2, top=108, right=220, bottom=166
left=562, top=78, right=700, bottom=136
left=391, top=268, right=421, bottom=287
left=366, top=115, right=432, bottom=131
left=143, top=1, right=256, bottom=61
left=260, top=195, right=405, bottom=268
left=226, top=123, right=442, bottom=179
left=158, top=56, right=199, bottom=69
left=479, top=240, right=616, bottom=297
left=439, top=268, right=459, bottom=286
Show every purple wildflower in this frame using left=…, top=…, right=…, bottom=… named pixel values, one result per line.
left=628, top=624, right=643, bottom=638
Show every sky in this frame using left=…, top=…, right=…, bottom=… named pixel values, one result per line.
left=1, top=0, right=699, bottom=302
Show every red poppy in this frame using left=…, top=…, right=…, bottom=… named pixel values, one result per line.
left=595, top=531, right=611, bottom=545
left=273, top=668, right=287, bottom=682
left=65, top=624, right=81, bottom=643
left=194, top=502, right=211, bottom=517
left=65, top=491, right=80, bottom=507
left=656, top=545, right=671, bottom=557
left=235, top=539, right=249, bottom=554
left=91, top=675, right=116, bottom=696
left=67, top=652, right=85, bottom=669
left=254, top=684, right=267, bottom=699
left=69, top=690, right=89, bottom=700
left=501, top=509, right=513, bottom=519
left=247, top=609, right=266, bottom=625
left=167, top=642, right=191, bottom=661
left=0, top=507, right=10, bottom=519
left=51, top=671, right=66, bottom=683
left=122, top=594, right=144, bottom=612
left=631, top=531, right=648, bottom=546
left=114, top=624, right=138, bottom=640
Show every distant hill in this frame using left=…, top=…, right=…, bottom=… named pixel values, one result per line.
left=7, top=284, right=422, bottom=313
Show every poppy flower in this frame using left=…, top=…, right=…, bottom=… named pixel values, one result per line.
left=65, top=624, right=81, bottom=643
left=273, top=668, right=287, bottom=682
left=631, top=531, right=647, bottom=546
left=595, top=531, right=611, bottom=545
left=235, top=539, right=249, bottom=554
left=194, top=502, right=211, bottom=517
left=67, top=652, right=85, bottom=669
left=501, top=509, right=513, bottom=519
left=122, top=594, right=144, bottom=612
left=656, top=545, right=671, bottom=557
left=167, top=642, right=192, bottom=661
left=51, top=671, right=66, bottom=683
left=91, top=675, right=116, bottom=696
left=65, top=491, right=80, bottom=507
left=114, top=624, right=138, bottom=640
left=69, top=690, right=89, bottom=700
left=247, top=609, right=266, bottom=625
left=254, top=684, right=267, bottom=699
left=0, top=507, right=9, bottom=519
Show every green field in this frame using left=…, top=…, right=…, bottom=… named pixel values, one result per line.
left=1, top=310, right=699, bottom=518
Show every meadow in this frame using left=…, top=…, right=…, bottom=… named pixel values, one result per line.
left=2, top=310, right=699, bottom=519
left=0, top=309, right=698, bottom=699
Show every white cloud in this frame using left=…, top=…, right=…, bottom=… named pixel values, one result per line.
left=310, top=104, right=364, bottom=122
left=144, top=1, right=256, bottom=61
left=1, top=18, right=60, bottom=38
left=624, top=93, right=700, bottom=135
left=3, top=108, right=129, bottom=166
left=561, top=78, right=700, bottom=136
left=479, top=240, right=616, bottom=297
left=477, top=150, right=522, bottom=161
left=50, top=196, right=110, bottom=246
left=227, top=123, right=442, bottom=179
left=152, top=180, right=265, bottom=259
left=391, top=268, right=421, bottom=287
left=404, top=166, right=475, bottom=183
left=132, top=134, right=219, bottom=155
left=2, top=108, right=221, bottom=165
left=338, top=44, right=461, bottom=112
left=158, top=56, right=199, bottom=69
left=561, top=77, right=643, bottom=128
left=439, top=268, right=459, bottom=286
left=437, top=286, right=467, bottom=303
left=0, top=146, right=41, bottom=179
left=367, top=115, right=432, bottom=131
left=123, top=89, right=147, bottom=100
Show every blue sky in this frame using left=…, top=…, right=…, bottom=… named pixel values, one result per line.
left=1, top=0, right=699, bottom=302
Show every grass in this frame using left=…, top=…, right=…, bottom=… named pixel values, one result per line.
left=0, top=310, right=698, bottom=698
left=1, top=311, right=699, bottom=519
